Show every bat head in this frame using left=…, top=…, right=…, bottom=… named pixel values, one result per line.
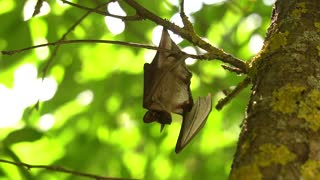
left=143, top=110, right=172, bottom=132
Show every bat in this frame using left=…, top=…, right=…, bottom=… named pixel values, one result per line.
left=143, top=28, right=193, bottom=130
left=143, top=28, right=212, bottom=152
left=175, top=93, right=212, bottom=153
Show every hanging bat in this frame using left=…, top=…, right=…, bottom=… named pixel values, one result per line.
left=175, top=94, right=212, bottom=153
left=143, top=28, right=193, bottom=130
left=143, top=28, right=212, bottom=153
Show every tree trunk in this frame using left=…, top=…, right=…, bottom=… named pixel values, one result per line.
left=230, top=0, right=320, bottom=179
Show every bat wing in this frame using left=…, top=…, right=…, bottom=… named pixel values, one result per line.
left=143, top=63, right=154, bottom=109
left=175, top=93, right=212, bottom=153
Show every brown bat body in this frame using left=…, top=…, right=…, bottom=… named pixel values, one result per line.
left=143, top=29, right=193, bottom=128
left=143, top=28, right=212, bottom=153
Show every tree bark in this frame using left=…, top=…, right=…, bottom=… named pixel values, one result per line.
left=230, top=0, right=320, bottom=179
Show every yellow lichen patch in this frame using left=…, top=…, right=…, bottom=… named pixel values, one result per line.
left=291, top=2, right=307, bottom=19
left=255, top=144, right=296, bottom=167
left=269, top=31, right=289, bottom=51
left=298, top=90, right=320, bottom=131
left=317, top=46, right=320, bottom=56
left=315, top=22, right=320, bottom=31
left=301, top=160, right=320, bottom=180
left=230, top=164, right=262, bottom=180
left=271, top=84, right=306, bottom=114
left=239, top=140, right=250, bottom=158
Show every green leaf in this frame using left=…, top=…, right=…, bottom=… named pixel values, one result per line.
left=3, top=127, right=43, bottom=146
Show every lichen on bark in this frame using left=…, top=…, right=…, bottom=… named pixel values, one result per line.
left=301, top=160, right=320, bottom=179
left=270, top=83, right=306, bottom=114
left=230, top=0, right=320, bottom=178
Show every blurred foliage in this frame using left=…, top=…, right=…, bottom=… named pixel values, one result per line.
left=0, top=0, right=273, bottom=179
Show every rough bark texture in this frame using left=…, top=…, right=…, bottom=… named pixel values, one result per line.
left=230, top=0, right=320, bottom=179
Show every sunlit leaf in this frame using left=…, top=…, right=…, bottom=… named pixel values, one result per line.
left=3, top=127, right=43, bottom=146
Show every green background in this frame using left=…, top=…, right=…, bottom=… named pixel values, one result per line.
left=0, top=0, right=273, bottom=179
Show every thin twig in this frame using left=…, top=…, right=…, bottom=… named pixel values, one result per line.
left=216, top=77, right=251, bottom=110
left=221, top=64, right=244, bottom=74
left=41, top=1, right=110, bottom=79
left=1, top=39, right=159, bottom=54
left=61, top=0, right=143, bottom=21
left=179, top=0, right=193, bottom=30
left=4, top=147, right=34, bottom=180
left=2, top=39, right=211, bottom=60
left=32, top=0, right=44, bottom=17
left=195, top=53, right=247, bottom=74
left=0, top=159, right=138, bottom=180
left=180, top=0, right=185, bottom=15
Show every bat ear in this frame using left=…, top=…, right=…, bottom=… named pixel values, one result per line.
left=159, top=28, right=181, bottom=52
left=175, top=94, right=212, bottom=153
left=144, top=110, right=173, bottom=133
left=160, top=123, right=166, bottom=132
left=159, top=28, right=172, bottom=50
left=143, top=111, right=157, bottom=123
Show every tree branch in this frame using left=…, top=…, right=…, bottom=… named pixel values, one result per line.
left=216, top=77, right=251, bottom=110
left=0, top=159, right=138, bottom=180
left=122, top=0, right=248, bottom=73
left=3, top=0, right=248, bottom=73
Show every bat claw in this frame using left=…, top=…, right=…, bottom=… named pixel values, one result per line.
left=160, top=123, right=166, bottom=132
